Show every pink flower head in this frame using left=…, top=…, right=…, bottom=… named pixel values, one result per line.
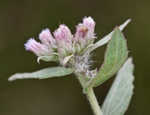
left=39, top=28, right=56, bottom=48
left=54, top=24, right=72, bottom=41
left=83, top=17, right=95, bottom=32
left=75, top=17, right=96, bottom=39
left=54, top=24, right=73, bottom=54
left=74, top=17, right=96, bottom=52
left=82, top=17, right=96, bottom=39
left=75, top=24, right=88, bottom=39
left=24, top=38, right=50, bottom=56
left=75, top=17, right=96, bottom=42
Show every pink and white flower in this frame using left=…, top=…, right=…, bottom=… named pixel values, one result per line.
left=74, top=17, right=96, bottom=50
left=24, top=38, right=51, bottom=56
left=54, top=24, right=73, bottom=55
left=83, top=17, right=95, bottom=32
left=39, top=28, right=56, bottom=48
left=83, top=16, right=96, bottom=39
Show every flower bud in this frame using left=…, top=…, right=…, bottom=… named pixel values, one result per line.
left=83, top=17, right=95, bottom=32
left=83, top=17, right=96, bottom=39
left=39, top=28, right=56, bottom=48
left=75, top=24, right=88, bottom=39
left=74, top=24, right=88, bottom=50
left=54, top=24, right=72, bottom=41
left=24, top=38, right=51, bottom=56
left=74, top=17, right=96, bottom=53
left=54, top=24, right=73, bottom=55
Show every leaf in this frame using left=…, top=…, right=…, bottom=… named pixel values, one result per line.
left=102, top=58, right=134, bottom=115
left=90, top=28, right=128, bottom=87
left=8, top=67, right=74, bottom=81
left=86, top=19, right=131, bottom=54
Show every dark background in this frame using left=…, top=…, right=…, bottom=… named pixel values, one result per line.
left=0, top=0, right=149, bottom=115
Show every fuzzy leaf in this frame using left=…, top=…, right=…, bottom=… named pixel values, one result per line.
left=90, top=28, right=128, bottom=87
left=102, top=58, right=134, bottom=115
left=8, top=67, right=74, bottom=81
left=87, top=19, right=131, bottom=54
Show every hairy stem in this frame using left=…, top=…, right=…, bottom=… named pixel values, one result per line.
left=86, top=87, right=103, bottom=115
left=75, top=73, right=103, bottom=115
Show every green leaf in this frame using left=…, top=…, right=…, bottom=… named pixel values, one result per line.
left=86, top=19, right=131, bottom=54
left=90, top=27, right=128, bottom=87
left=102, top=58, right=134, bottom=115
left=8, top=67, right=74, bottom=81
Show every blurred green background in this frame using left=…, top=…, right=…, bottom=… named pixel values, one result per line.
left=0, top=0, right=149, bottom=115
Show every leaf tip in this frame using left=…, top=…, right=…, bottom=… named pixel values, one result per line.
left=8, top=75, right=16, bottom=82
left=119, top=18, right=131, bottom=31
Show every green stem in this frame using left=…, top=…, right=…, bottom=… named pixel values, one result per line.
left=86, top=87, right=103, bottom=115
left=76, top=73, right=103, bottom=115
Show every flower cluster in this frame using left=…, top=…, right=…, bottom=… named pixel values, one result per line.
left=25, top=17, right=96, bottom=66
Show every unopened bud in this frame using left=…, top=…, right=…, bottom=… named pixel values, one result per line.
left=54, top=24, right=72, bottom=41
left=83, top=17, right=95, bottom=32
left=39, top=28, right=56, bottom=48
left=75, top=24, right=88, bottom=38
left=54, top=24, right=73, bottom=55
left=24, top=38, right=51, bottom=56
